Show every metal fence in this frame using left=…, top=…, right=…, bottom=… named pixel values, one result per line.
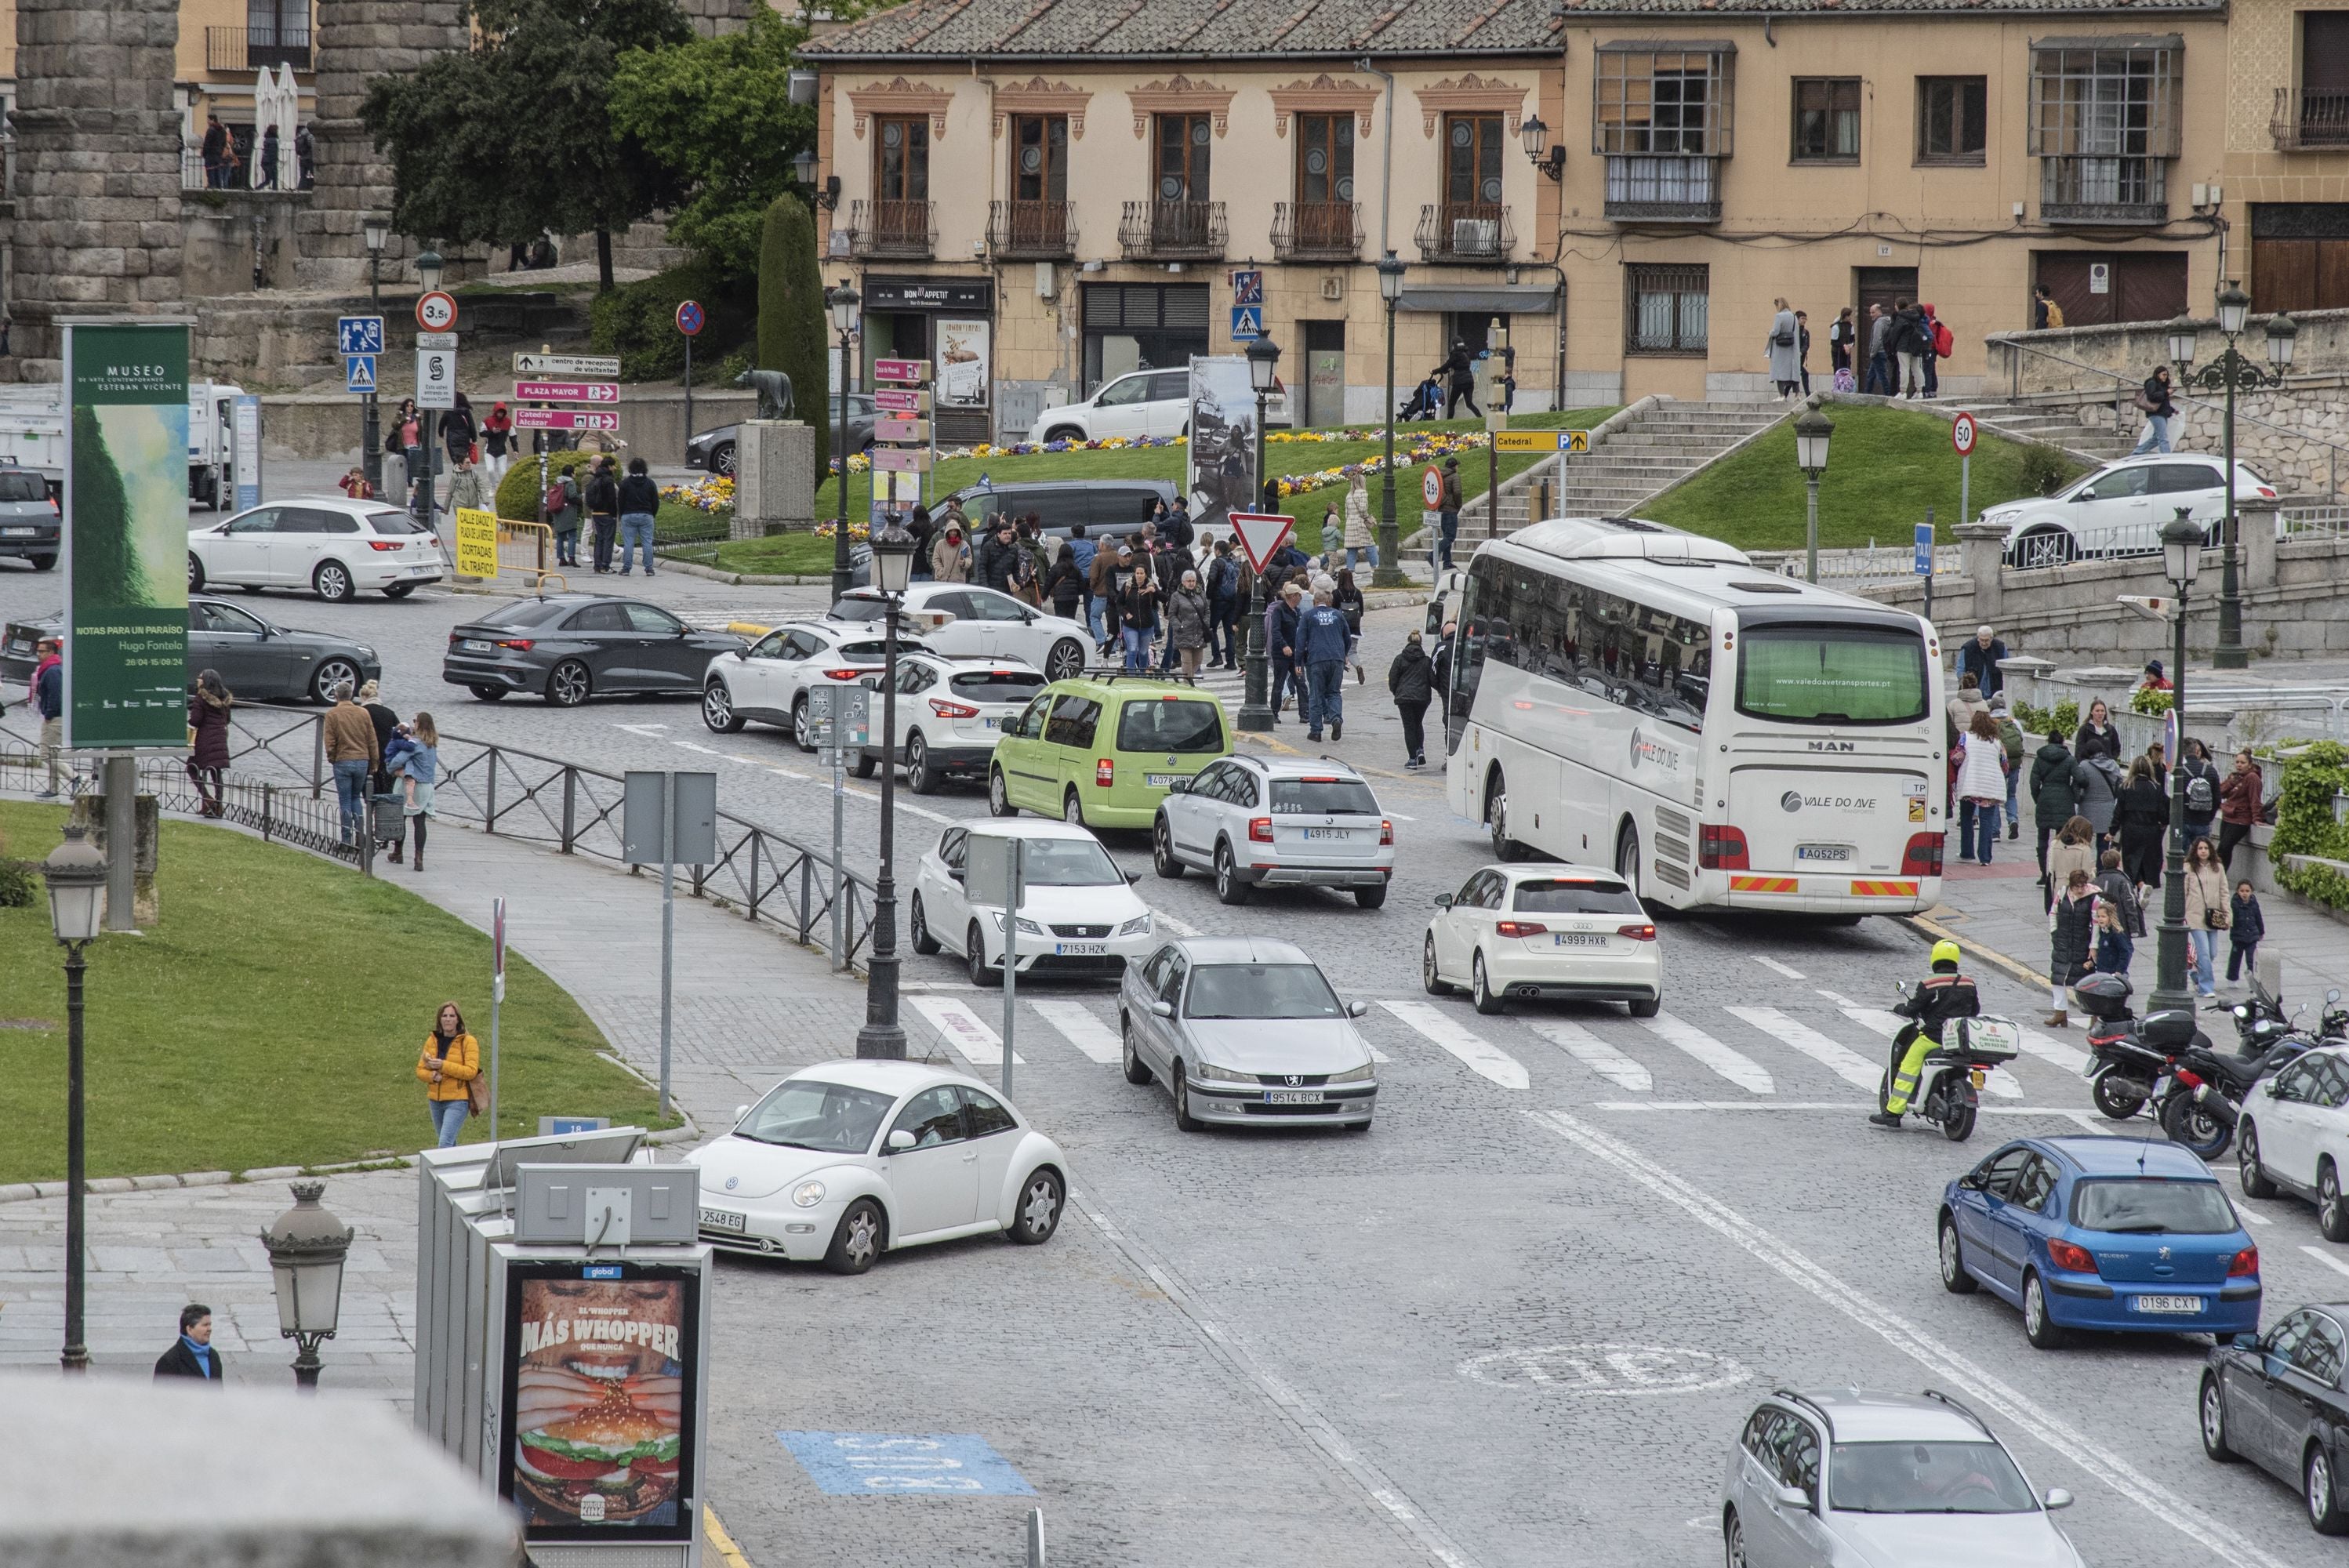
left=1748, top=544, right=1962, bottom=588
left=2283, top=504, right=2349, bottom=539
left=0, top=702, right=878, bottom=965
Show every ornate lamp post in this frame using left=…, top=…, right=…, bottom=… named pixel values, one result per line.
left=361, top=217, right=388, bottom=492
left=856, top=517, right=917, bottom=1059
left=1794, top=401, right=1835, bottom=585
left=2148, top=510, right=2206, bottom=1015
left=1374, top=252, right=1408, bottom=590
left=260, top=1180, right=354, bottom=1389
left=826, top=283, right=862, bottom=600
left=1238, top=332, right=1282, bottom=734
left=2171, top=286, right=2296, bottom=670
left=40, top=822, right=106, bottom=1374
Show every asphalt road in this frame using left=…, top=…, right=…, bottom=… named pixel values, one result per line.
left=7, top=545, right=2344, bottom=1568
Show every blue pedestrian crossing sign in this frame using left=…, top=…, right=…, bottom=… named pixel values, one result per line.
left=345, top=354, right=377, bottom=393
left=1230, top=304, right=1264, bottom=340
left=336, top=314, right=385, bottom=355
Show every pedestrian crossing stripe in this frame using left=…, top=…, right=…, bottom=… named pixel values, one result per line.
left=1850, top=880, right=1920, bottom=897
left=1730, top=875, right=1797, bottom=893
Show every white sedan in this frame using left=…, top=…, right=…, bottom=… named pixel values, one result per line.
left=688, top=1060, right=1067, bottom=1274
left=701, top=619, right=928, bottom=749
left=188, top=497, right=447, bottom=601
left=832, top=585, right=1092, bottom=684
left=1423, top=863, right=1662, bottom=1017
left=909, top=820, right=1155, bottom=985
left=2238, top=1034, right=2349, bottom=1238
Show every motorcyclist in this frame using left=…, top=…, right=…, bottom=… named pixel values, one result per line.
left=1872, top=939, right=1980, bottom=1127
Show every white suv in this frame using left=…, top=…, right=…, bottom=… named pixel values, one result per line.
left=1027, top=369, right=1287, bottom=445
left=1980, top=453, right=2276, bottom=569
left=700, top=619, right=928, bottom=749
left=852, top=652, right=1047, bottom=793
left=1151, top=754, right=1394, bottom=909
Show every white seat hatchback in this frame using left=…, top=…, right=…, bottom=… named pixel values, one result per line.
left=189, top=497, right=448, bottom=601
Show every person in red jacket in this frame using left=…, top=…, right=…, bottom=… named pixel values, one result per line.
left=2216, top=749, right=2264, bottom=873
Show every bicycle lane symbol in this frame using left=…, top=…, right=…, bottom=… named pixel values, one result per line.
left=1456, top=1343, right=1751, bottom=1395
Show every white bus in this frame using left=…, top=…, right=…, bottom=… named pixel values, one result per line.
left=1442, top=517, right=1948, bottom=916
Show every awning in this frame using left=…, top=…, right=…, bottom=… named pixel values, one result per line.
left=1397, top=285, right=1561, bottom=315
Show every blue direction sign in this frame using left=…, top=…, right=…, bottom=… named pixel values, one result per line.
left=336, top=315, right=384, bottom=355
left=1914, top=522, right=1934, bottom=576
left=1230, top=304, right=1264, bottom=341
left=344, top=354, right=377, bottom=393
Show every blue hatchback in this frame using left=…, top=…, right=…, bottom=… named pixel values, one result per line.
left=1939, top=1135, right=2260, bottom=1348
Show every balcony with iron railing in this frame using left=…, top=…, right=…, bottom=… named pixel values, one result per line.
left=847, top=199, right=935, bottom=260
left=1118, top=199, right=1225, bottom=260
left=205, top=27, right=312, bottom=72
left=987, top=199, right=1076, bottom=260
left=1271, top=201, right=1362, bottom=262
left=2272, top=88, right=2349, bottom=150
left=1603, top=155, right=1723, bottom=223
left=1414, top=202, right=1515, bottom=263
left=2039, top=157, right=2167, bottom=225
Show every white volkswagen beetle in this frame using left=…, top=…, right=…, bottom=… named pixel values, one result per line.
left=685, top=1060, right=1068, bottom=1274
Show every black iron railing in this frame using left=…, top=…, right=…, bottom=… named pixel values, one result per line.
left=1414, top=201, right=1516, bottom=261
left=1272, top=201, right=1362, bottom=261
left=1118, top=200, right=1225, bottom=260
left=848, top=199, right=935, bottom=259
left=988, top=200, right=1077, bottom=259
left=2272, top=88, right=2349, bottom=150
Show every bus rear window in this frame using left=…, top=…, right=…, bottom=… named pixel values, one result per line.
left=1116, top=698, right=1224, bottom=753
left=1734, top=625, right=1927, bottom=725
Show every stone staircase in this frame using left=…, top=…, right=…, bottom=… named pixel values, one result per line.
left=1458, top=399, right=1788, bottom=543
left=1940, top=398, right=2139, bottom=466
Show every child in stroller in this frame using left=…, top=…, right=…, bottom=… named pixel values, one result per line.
left=1397, top=372, right=1443, bottom=421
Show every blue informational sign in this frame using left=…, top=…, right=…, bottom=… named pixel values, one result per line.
left=1230, top=269, right=1263, bottom=306
left=776, top=1432, right=1036, bottom=1496
left=336, top=315, right=385, bottom=355
left=231, top=394, right=261, bottom=514
left=344, top=354, right=377, bottom=394
left=546, top=1116, right=604, bottom=1134
left=1914, top=522, right=1934, bottom=576
left=1230, top=304, right=1264, bottom=340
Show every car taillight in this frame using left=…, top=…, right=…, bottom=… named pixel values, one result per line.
left=1697, top=825, right=1748, bottom=870
left=1901, top=832, right=1946, bottom=877
left=2257, top=486, right=2278, bottom=499
left=2229, top=1245, right=2260, bottom=1277
left=1380, top=818, right=1393, bottom=846
left=1247, top=816, right=1273, bottom=842
left=493, top=639, right=533, bottom=651
left=822, top=668, right=866, bottom=682
left=2047, top=1240, right=2098, bottom=1274
left=367, top=539, right=405, bottom=551
left=928, top=697, right=979, bottom=718
left=1617, top=923, right=1657, bottom=941
left=1096, top=757, right=1115, bottom=787
left=1494, top=920, right=1548, bottom=938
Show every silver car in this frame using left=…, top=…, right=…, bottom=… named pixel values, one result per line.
left=1152, top=753, right=1395, bottom=909
left=1116, top=937, right=1378, bottom=1132
left=1722, top=1388, right=2082, bottom=1567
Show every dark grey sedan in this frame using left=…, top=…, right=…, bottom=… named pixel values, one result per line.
left=442, top=593, right=746, bottom=706
left=0, top=467, right=60, bottom=571
left=2, top=598, right=380, bottom=703
left=688, top=395, right=875, bottom=477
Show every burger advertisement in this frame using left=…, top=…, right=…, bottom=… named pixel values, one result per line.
left=500, top=1265, right=697, bottom=1538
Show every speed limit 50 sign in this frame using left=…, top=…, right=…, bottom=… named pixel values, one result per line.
left=1950, top=412, right=1978, bottom=456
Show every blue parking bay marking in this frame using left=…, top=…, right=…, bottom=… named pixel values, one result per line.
left=776, top=1431, right=1036, bottom=1495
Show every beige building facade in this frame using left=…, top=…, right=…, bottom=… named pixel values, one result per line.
left=2223, top=0, right=2349, bottom=314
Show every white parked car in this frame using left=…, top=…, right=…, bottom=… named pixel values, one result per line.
left=1152, top=753, right=1394, bottom=909
left=2237, top=1035, right=2349, bottom=1239
left=1026, top=368, right=1287, bottom=445
left=833, top=585, right=1091, bottom=683
left=1423, top=863, right=1661, bottom=1017
left=700, top=619, right=928, bottom=749
left=909, top=820, right=1154, bottom=986
left=1981, top=453, right=2278, bottom=569
left=187, top=498, right=447, bottom=601
left=688, top=1060, right=1067, bottom=1275
left=851, top=652, right=1047, bottom=793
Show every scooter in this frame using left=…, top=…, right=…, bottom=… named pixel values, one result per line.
left=2159, top=987, right=2345, bottom=1158
left=1882, top=996, right=2023, bottom=1142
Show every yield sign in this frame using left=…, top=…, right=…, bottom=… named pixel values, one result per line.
left=1228, top=510, right=1294, bottom=573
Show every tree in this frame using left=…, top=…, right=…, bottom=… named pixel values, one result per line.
left=608, top=5, right=812, bottom=281
left=757, top=194, right=830, bottom=480
left=360, top=0, right=693, bottom=290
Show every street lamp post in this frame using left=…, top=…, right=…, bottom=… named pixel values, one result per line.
left=2171, top=287, right=2296, bottom=670
left=39, top=822, right=106, bottom=1374
left=260, top=1180, right=354, bottom=1389
left=2149, top=510, right=2206, bottom=1016
left=856, top=517, right=917, bottom=1059
left=361, top=218, right=387, bottom=492
left=1238, top=333, right=1282, bottom=734
left=412, top=248, right=445, bottom=527
left=1374, top=253, right=1407, bottom=589
left=826, top=284, right=862, bottom=601
left=1794, top=401, right=1835, bottom=585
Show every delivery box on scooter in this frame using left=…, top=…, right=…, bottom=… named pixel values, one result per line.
left=1954, top=1015, right=2021, bottom=1063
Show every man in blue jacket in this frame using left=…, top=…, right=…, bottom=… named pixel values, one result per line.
left=32, top=636, right=67, bottom=797
left=1955, top=624, right=2007, bottom=700
left=1298, top=583, right=1356, bottom=742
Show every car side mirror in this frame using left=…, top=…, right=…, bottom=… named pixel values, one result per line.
left=1345, top=1000, right=1370, bottom=1018
left=885, top=1129, right=917, bottom=1152
left=2042, top=1488, right=2072, bottom=1511
left=1772, top=1485, right=1811, bottom=1512
left=947, top=866, right=966, bottom=882
left=1125, top=870, right=1141, bottom=884
left=2235, top=1332, right=2264, bottom=1350
left=1149, top=999, right=1174, bottom=1018
left=2075, top=488, right=2097, bottom=502
left=733, top=1105, right=749, bottom=1123
left=1167, top=777, right=1191, bottom=793
left=1434, top=894, right=1454, bottom=909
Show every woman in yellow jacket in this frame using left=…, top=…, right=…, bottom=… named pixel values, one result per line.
left=417, top=1001, right=481, bottom=1149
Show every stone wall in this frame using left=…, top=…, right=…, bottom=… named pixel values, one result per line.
left=181, top=191, right=306, bottom=298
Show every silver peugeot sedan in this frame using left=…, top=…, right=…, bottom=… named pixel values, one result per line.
left=1116, top=936, right=1378, bottom=1132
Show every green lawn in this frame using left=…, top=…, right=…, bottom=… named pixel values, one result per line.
left=671, top=408, right=1619, bottom=576
left=0, top=802, right=674, bottom=1185
left=1639, top=403, right=2088, bottom=550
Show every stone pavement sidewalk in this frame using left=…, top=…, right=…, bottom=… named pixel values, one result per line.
left=0, top=804, right=902, bottom=1403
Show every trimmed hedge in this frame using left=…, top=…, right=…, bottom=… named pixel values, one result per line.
left=755, top=194, right=828, bottom=479
left=587, top=260, right=753, bottom=383
left=2271, top=741, right=2349, bottom=911
left=488, top=452, right=728, bottom=549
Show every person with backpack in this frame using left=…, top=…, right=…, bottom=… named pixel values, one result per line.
left=441, top=392, right=478, bottom=474
left=1892, top=298, right=1930, bottom=398
left=2178, top=736, right=2221, bottom=841
left=545, top=467, right=581, bottom=567
left=1920, top=305, right=1953, bottom=399
left=2131, top=365, right=2177, bottom=455
left=2031, top=283, right=2065, bottom=332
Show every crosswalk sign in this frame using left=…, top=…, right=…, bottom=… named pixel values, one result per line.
left=1230, top=305, right=1264, bottom=340
left=344, top=354, right=377, bottom=393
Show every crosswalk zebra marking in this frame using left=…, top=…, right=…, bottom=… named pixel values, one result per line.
left=1840, top=1007, right=2024, bottom=1099
left=909, top=995, right=1025, bottom=1068
left=1752, top=956, right=1806, bottom=981
left=1725, top=1007, right=1881, bottom=1094
left=1638, top=1011, right=1773, bottom=1094
left=2017, top=1027, right=2088, bottom=1073
left=1523, top=1020, right=1651, bottom=1092
left=1029, top=1000, right=1123, bottom=1065
left=1378, top=1000, right=1530, bottom=1091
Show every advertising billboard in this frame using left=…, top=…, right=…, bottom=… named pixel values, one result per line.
left=499, top=1261, right=699, bottom=1542
left=61, top=321, right=191, bottom=750
left=1184, top=355, right=1258, bottom=533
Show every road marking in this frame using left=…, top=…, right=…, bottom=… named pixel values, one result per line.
left=1378, top=1000, right=1529, bottom=1091
left=1156, top=910, right=1202, bottom=938
left=2017, top=1027, right=2088, bottom=1072
left=1840, top=1007, right=2024, bottom=1100
left=1724, top=1007, right=1879, bottom=1093
left=1388, top=811, right=1417, bottom=822
left=1030, top=1000, right=1122, bottom=1065
left=1524, top=1020, right=1651, bottom=1091
left=1814, top=989, right=1858, bottom=1008
left=908, top=995, right=1024, bottom=1067
left=615, top=722, right=670, bottom=736
left=2302, top=1245, right=2349, bottom=1279
left=837, top=783, right=952, bottom=824
left=703, top=1506, right=756, bottom=1568
left=1751, top=956, right=1806, bottom=981
left=1458, top=1343, right=1748, bottom=1395
left=1638, top=1012, right=1772, bottom=1094
left=1521, top=1105, right=2293, bottom=1568
left=1597, top=1102, right=2121, bottom=1116
left=674, top=740, right=728, bottom=757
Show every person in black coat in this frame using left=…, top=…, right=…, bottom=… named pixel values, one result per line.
left=583, top=457, right=621, bottom=574
left=1441, top=341, right=1479, bottom=419
left=1044, top=547, right=1086, bottom=619
left=2072, top=699, right=2120, bottom=764
left=2114, top=757, right=2169, bottom=888
left=974, top=522, right=1022, bottom=593
left=1389, top=630, right=1435, bottom=768
left=155, top=1304, right=225, bottom=1384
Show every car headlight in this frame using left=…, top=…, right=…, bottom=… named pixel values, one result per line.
left=1117, top=913, right=1153, bottom=935
left=990, top=913, right=1044, bottom=935
left=1327, top=1062, right=1374, bottom=1083
left=1193, top=1059, right=1255, bottom=1085
left=792, top=1180, right=826, bottom=1208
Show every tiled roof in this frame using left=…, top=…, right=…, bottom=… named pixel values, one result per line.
left=802, top=0, right=1569, bottom=60
left=1555, top=0, right=2220, bottom=13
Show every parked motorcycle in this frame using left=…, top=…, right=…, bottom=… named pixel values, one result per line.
left=2079, top=974, right=2169, bottom=1120
left=1880, top=996, right=2022, bottom=1142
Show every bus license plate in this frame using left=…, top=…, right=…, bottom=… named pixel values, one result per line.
left=1055, top=942, right=1106, bottom=956
left=1303, top=828, right=1355, bottom=840
left=1553, top=934, right=1607, bottom=947
left=1795, top=844, right=1853, bottom=862
left=1145, top=773, right=1178, bottom=787
left=1264, top=1091, right=1323, bottom=1105
left=2133, top=1295, right=2201, bottom=1315
left=699, top=1207, right=746, bottom=1232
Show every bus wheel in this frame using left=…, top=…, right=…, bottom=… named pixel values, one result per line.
left=1487, top=772, right=1524, bottom=862
left=1615, top=822, right=1643, bottom=897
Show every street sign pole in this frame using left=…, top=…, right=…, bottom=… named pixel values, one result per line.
left=488, top=898, right=506, bottom=1149
left=659, top=771, right=673, bottom=1118
left=1918, top=512, right=1936, bottom=625
left=1000, top=839, right=1023, bottom=1101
